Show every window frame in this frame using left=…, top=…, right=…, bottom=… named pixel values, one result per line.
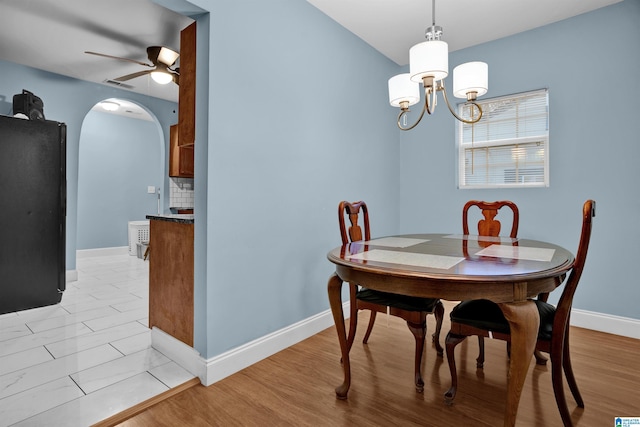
left=456, top=88, right=549, bottom=190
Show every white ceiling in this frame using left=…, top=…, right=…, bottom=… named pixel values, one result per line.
left=0, top=0, right=193, bottom=103
left=306, top=0, right=622, bottom=65
left=90, top=98, right=155, bottom=121
left=0, top=0, right=622, bottom=109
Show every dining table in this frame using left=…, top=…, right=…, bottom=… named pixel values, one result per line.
left=326, top=233, right=574, bottom=427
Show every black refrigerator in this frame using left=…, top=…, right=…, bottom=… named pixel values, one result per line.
left=0, top=115, right=66, bottom=315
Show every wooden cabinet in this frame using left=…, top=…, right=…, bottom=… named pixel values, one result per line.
left=148, top=218, right=194, bottom=346
left=178, top=21, right=196, bottom=147
left=169, top=124, right=194, bottom=178
left=168, top=22, right=196, bottom=178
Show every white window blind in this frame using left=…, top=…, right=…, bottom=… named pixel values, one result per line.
left=457, top=89, right=549, bottom=189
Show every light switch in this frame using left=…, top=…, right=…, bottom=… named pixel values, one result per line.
left=147, top=186, right=156, bottom=194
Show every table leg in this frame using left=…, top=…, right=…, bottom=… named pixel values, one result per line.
left=328, top=273, right=350, bottom=399
left=345, top=283, right=358, bottom=354
left=497, top=301, right=540, bottom=427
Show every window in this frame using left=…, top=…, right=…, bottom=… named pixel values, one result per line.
left=457, top=89, right=549, bottom=189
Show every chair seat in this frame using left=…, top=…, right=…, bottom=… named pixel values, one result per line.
left=450, top=299, right=556, bottom=340
left=357, top=288, right=439, bottom=312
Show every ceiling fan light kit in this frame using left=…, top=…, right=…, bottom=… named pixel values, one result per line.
left=151, top=70, right=173, bottom=84
left=388, top=0, right=488, bottom=131
left=155, top=47, right=180, bottom=68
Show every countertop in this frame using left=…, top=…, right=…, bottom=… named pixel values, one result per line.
left=146, top=214, right=194, bottom=224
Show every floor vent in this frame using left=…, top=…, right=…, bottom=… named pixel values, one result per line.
left=104, top=79, right=134, bottom=90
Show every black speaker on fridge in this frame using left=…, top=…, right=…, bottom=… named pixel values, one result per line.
left=13, top=89, right=45, bottom=120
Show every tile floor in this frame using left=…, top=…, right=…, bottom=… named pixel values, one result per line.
left=0, top=252, right=195, bottom=427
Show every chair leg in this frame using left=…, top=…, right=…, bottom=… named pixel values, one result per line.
left=550, top=337, right=573, bottom=427
left=406, top=320, right=426, bottom=393
left=534, top=349, right=548, bottom=365
left=362, top=310, right=377, bottom=344
left=444, top=332, right=466, bottom=404
left=562, top=328, right=584, bottom=408
left=432, top=301, right=445, bottom=356
left=345, top=284, right=359, bottom=354
left=476, top=336, right=485, bottom=368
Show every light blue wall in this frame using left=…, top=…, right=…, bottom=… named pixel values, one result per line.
left=6, top=0, right=630, bottom=364
left=185, top=0, right=400, bottom=357
left=399, top=1, right=640, bottom=319
left=77, top=111, right=163, bottom=250
left=166, top=0, right=640, bottom=360
left=0, top=59, right=179, bottom=269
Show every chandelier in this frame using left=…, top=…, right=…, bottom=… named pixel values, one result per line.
left=388, top=0, right=488, bottom=131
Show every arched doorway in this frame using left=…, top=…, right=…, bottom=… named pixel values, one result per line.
left=77, top=98, right=164, bottom=251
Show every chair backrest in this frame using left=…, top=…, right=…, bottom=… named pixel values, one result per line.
left=554, top=200, right=596, bottom=331
left=462, top=200, right=519, bottom=238
left=338, top=201, right=370, bottom=245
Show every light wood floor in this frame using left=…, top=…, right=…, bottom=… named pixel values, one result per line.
left=113, top=302, right=640, bottom=426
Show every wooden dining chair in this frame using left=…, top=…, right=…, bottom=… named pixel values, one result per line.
left=462, top=200, right=520, bottom=363
left=338, top=200, right=444, bottom=393
left=445, top=200, right=595, bottom=427
left=462, top=200, right=519, bottom=241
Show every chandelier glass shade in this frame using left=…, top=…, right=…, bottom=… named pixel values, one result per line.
left=388, top=0, right=488, bottom=131
left=410, top=40, right=448, bottom=82
left=453, top=61, right=488, bottom=98
left=388, top=74, right=420, bottom=108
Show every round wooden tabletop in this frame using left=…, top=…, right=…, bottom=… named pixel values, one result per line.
left=327, top=234, right=574, bottom=303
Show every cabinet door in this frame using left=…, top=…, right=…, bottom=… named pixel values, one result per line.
left=169, top=124, right=194, bottom=178
left=178, top=21, right=196, bottom=147
left=149, top=219, right=194, bottom=347
left=169, top=124, right=180, bottom=177
left=179, top=145, right=194, bottom=177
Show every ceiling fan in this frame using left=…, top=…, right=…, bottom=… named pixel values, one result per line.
left=85, top=46, right=180, bottom=85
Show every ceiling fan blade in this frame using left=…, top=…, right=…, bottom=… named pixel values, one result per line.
left=85, top=51, right=153, bottom=68
left=114, top=69, right=152, bottom=82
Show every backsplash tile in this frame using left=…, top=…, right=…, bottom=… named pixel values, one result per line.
left=169, top=178, right=194, bottom=208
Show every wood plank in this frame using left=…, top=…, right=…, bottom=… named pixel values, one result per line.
left=114, top=301, right=640, bottom=426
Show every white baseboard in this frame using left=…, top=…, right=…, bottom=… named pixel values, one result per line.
left=151, top=301, right=351, bottom=386
left=571, top=308, right=640, bottom=340
left=67, top=247, right=130, bottom=284
left=66, top=270, right=78, bottom=283
left=149, top=302, right=639, bottom=388
left=151, top=327, right=206, bottom=381
left=201, top=302, right=349, bottom=386
left=76, top=246, right=129, bottom=258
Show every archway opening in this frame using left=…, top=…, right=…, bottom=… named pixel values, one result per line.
left=77, top=98, right=164, bottom=252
